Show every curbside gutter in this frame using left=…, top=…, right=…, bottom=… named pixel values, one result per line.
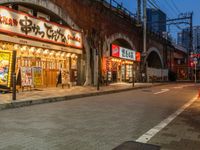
left=0, top=83, right=165, bottom=110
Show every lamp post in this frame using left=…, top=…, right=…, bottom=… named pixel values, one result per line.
left=132, top=62, right=135, bottom=87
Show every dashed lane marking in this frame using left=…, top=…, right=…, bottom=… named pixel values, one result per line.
left=154, top=89, right=169, bottom=95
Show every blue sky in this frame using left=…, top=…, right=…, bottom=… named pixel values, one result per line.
left=115, top=0, right=200, bottom=39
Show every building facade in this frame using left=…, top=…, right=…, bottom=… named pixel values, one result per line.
left=0, top=3, right=84, bottom=90
left=0, top=0, right=186, bottom=92
left=147, top=8, right=167, bottom=34
left=177, top=26, right=200, bottom=53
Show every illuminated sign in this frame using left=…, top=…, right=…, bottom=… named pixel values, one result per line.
left=136, top=52, right=141, bottom=62
left=0, top=50, right=13, bottom=87
left=0, top=6, right=82, bottom=49
left=111, top=44, right=139, bottom=61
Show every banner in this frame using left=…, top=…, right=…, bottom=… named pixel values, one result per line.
left=111, top=44, right=137, bottom=61
left=21, top=67, right=32, bottom=86
left=0, top=6, right=82, bottom=49
left=0, top=51, right=11, bottom=86
left=32, top=67, right=42, bottom=86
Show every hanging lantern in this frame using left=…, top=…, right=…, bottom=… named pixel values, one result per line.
left=66, top=53, right=71, bottom=57
left=30, top=47, right=36, bottom=54
left=56, top=51, right=61, bottom=57
left=43, top=49, right=49, bottom=56
left=14, top=44, right=20, bottom=50
left=36, top=48, right=42, bottom=54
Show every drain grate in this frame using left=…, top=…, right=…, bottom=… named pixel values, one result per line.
left=113, top=141, right=160, bottom=150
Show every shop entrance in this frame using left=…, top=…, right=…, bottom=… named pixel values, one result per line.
left=0, top=42, right=80, bottom=89
left=109, top=58, right=133, bottom=83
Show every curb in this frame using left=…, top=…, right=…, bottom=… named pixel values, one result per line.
left=0, top=83, right=165, bottom=110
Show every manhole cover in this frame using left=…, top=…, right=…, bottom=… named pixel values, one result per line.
left=142, top=90, right=152, bottom=92
left=113, top=141, right=160, bottom=150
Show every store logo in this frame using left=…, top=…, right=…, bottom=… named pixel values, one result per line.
left=112, top=44, right=120, bottom=57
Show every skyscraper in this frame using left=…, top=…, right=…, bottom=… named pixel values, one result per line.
left=147, top=8, right=167, bottom=34
left=177, top=26, right=200, bottom=53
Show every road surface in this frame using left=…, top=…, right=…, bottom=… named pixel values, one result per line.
left=0, top=83, right=198, bottom=150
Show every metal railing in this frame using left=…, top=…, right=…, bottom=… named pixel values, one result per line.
left=96, top=0, right=137, bottom=22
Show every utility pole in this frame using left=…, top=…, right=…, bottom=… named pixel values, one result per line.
left=137, top=0, right=142, bottom=24
left=143, top=0, right=147, bottom=55
left=189, top=12, right=193, bottom=80
left=143, top=0, right=147, bottom=82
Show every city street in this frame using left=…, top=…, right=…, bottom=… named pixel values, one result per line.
left=0, top=83, right=199, bottom=150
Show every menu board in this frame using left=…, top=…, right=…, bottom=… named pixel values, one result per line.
left=71, top=58, right=77, bottom=69
left=61, top=69, right=70, bottom=85
left=32, top=67, right=42, bottom=86
left=0, top=51, right=11, bottom=86
left=21, top=67, right=32, bottom=86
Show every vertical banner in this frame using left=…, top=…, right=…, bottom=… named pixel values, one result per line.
left=21, top=67, right=32, bottom=86
left=0, top=50, right=13, bottom=88
left=32, top=67, right=42, bottom=86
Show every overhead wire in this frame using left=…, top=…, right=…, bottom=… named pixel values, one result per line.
left=147, top=0, right=183, bottom=31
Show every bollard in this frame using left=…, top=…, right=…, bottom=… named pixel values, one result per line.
left=12, top=73, right=16, bottom=100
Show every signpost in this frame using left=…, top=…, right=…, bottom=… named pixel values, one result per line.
left=193, top=57, right=198, bottom=83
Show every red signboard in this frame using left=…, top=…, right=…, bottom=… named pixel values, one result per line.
left=136, top=52, right=141, bottom=62
left=111, top=44, right=120, bottom=57
left=111, top=44, right=141, bottom=61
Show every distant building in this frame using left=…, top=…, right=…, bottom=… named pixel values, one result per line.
left=147, top=8, right=167, bottom=33
left=177, top=28, right=190, bottom=52
left=177, top=26, right=200, bottom=53
left=193, top=26, right=200, bottom=53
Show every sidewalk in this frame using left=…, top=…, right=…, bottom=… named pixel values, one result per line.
left=148, top=97, right=200, bottom=150
left=0, top=82, right=163, bottom=110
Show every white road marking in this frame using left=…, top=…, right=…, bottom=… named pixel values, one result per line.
left=154, top=89, right=169, bottom=95
left=173, top=84, right=196, bottom=89
left=173, top=86, right=183, bottom=89
left=136, top=95, right=198, bottom=143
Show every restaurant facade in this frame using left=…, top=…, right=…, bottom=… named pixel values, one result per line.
left=0, top=5, right=83, bottom=91
left=102, top=43, right=141, bottom=83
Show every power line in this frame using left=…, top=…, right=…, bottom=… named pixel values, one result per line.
left=147, top=0, right=183, bottom=30
left=164, top=0, right=179, bottom=16
left=171, top=0, right=181, bottom=14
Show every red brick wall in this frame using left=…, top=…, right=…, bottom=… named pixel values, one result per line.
left=50, top=0, right=141, bottom=49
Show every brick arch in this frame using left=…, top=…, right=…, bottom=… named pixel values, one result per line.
left=103, top=33, right=135, bottom=57
left=0, top=0, right=80, bottom=30
left=145, top=47, right=164, bottom=68
left=0, top=0, right=95, bottom=85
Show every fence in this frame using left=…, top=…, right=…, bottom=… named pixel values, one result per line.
left=147, top=67, right=169, bottom=82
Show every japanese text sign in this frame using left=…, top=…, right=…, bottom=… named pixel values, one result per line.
left=111, top=44, right=139, bottom=61
left=0, top=6, right=82, bottom=49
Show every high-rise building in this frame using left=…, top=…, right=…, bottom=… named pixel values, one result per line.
left=193, top=26, right=200, bottom=53
left=147, top=8, right=167, bottom=33
left=177, top=26, right=200, bottom=53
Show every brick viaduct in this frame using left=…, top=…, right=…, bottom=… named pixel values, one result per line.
left=0, top=0, right=175, bottom=85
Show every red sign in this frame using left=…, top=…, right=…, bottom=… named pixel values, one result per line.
left=111, top=44, right=141, bottom=61
left=136, top=52, right=141, bottom=62
left=111, top=44, right=120, bottom=57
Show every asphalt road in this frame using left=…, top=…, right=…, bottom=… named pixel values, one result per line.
left=0, top=83, right=198, bottom=150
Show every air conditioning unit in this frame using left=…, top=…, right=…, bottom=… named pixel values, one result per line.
left=18, top=5, right=33, bottom=15
left=37, top=12, right=50, bottom=21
